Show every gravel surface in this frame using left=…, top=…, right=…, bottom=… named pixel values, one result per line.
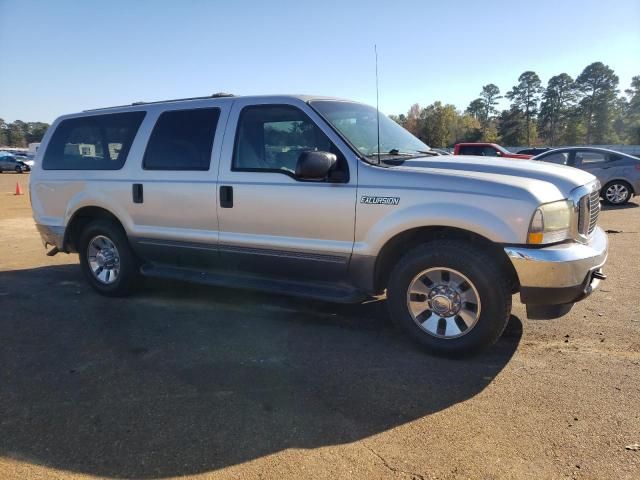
left=0, top=174, right=638, bottom=479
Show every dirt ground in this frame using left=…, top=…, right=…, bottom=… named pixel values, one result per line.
left=0, top=173, right=638, bottom=480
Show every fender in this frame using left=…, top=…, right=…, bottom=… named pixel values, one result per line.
left=354, top=201, right=529, bottom=258
left=64, top=189, right=133, bottom=232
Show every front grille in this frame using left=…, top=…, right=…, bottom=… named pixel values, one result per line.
left=578, top=190, right=600, bottom=236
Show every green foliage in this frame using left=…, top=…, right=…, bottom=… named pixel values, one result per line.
left=7, top=122, right=27, bottom=147
left=575, top=62, right=619, bottom=144
left=465, top=98, right=484, bottom=120
left=394, top=63, right=638, bottom=147
left=393, top=102, right=483, bottom=147
left=420, top=102, right=458, bottom=147
left=0, top=119, right=9, bottom=146
left=479, top=84, right=502, bottom=123
left=0, top=119, right=50, bottom=147
left=506, top=71, right=543, bottom=145
left=624, top=75, right=640, bottom=143
left=538, top=73, right=576, bottom=145
left=498, top=109, right=527, bottom=146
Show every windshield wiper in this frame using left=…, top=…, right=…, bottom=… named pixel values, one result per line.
left=366, top=149, right=429, bottom=158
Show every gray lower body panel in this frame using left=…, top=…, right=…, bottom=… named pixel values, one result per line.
left=130, top=237, right=353, bottom=284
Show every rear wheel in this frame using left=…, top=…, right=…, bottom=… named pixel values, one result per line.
left=79, top=219, right=139, bottom=296
left=602, top=181, right=632, bottom=205
left=386, top=240, right=511, bottom=357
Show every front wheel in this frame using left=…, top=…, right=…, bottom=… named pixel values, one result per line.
left=15, top=166, right=23, bottom=173
left=386, top=240, right=512, bottom=357
left=78, top=219, right=139, bottom=296
left=602, top=181, right=632, bottom=205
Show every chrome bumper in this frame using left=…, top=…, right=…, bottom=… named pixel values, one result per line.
left=505, top=226, right=608, bottom=303
left=36, top=224, right=65, bottom=250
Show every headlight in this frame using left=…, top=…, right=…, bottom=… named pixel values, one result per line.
left=527, top=200, right=573, bottom=244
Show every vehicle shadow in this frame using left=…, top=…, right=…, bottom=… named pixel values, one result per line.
left=0, top=264, right=522, bottom=478
left=600, top=201, right=639, bottom=211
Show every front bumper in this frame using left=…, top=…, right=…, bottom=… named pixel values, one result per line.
left=505, top=226, right=608, bottom=308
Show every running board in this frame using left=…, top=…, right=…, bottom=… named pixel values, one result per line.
left=139, top=264, right=367, bottom=304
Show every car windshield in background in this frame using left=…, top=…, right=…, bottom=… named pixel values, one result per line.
left=310, top=101, right=430, bottom=160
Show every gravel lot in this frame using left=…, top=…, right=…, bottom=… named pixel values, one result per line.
left=0, top=173, right=639, bottom=480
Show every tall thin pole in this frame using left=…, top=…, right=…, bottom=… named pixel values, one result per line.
left=375, top=44, right=381, bottom=163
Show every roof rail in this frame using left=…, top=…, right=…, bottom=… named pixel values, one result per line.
left=83, top=93, right=235, bottom=112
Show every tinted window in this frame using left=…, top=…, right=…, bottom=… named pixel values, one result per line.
left=233, top=105, right=344, bottom=175
left=43, top=112, right=145, bottom=170
left=459, top=146, right=482, bottom=155
left=577, top=151, right=607, bottom=164
left=144, top=108, right=220, bottom=170
left=540, top=152, right=569, bottom=165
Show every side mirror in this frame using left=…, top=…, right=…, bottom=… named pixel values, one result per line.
left=295, top=151, right=337, bottom=180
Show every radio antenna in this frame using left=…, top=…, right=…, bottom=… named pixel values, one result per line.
left=375, top=44, right=381, bottom=163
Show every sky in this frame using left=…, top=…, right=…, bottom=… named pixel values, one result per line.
left=0, top=0, right=638, bottom=123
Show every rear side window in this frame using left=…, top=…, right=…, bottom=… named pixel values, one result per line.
left=143, top=108, right=220, bottom=170
left=43, top=112, right=145, bottom=170
left=541, top=152, right=569, bottom=165
left=577, top=151, right=608, bottom=164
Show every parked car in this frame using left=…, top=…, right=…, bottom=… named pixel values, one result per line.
left=0, top=153, right=31, bottom=173
left=453, top=143, right=533, bottom=159
left=517, top=147, right=551, bottom=156
left=533, top=147, right=640, bottom=205
left=30, top=94, right=607, bottom=356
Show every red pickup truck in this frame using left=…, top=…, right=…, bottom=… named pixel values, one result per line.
left=454, top=143, right=533, bottom=159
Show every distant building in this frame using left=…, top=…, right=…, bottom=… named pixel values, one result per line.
left=28, top=142, right=41, bottom=157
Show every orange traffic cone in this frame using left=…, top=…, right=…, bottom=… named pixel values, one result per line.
left=15, top=182, right=23, bottom=195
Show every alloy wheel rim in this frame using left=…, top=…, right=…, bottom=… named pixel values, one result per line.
left=605, top=184, right=629, bottom=204
left=87, top=235, right=120, bottom=284
left=406, top=267, right=481, bottom=339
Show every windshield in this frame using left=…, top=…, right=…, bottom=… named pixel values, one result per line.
left=310, top=101, right=430, bottom=159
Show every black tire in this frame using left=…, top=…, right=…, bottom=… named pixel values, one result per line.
left=386, top=240, right=511, bottom=357
left=602, top=180, right=632, bottom=206
left=78, top=219, right=139, bottom=296
left=15, top=166, right=23, bottom=173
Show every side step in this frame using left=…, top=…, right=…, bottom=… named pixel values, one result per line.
left=139, top=264, right=367, bottom=304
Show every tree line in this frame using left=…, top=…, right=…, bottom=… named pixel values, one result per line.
left=390, top=62, right=640, bottom=148
left=0, top=119, right=50, bottom=147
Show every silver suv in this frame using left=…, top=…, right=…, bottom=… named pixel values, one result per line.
left=30, top=94, right=608, bottom=356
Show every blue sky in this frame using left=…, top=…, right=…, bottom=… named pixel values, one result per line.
left=1, top=0, right=638, bottom=123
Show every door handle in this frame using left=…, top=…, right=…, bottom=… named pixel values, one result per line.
left=220, top=185, right=233, bottom=208
left=132, top=183, right=143, bottom=203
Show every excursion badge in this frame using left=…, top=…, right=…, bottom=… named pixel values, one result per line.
left=360, top=195, right=400, bottom=205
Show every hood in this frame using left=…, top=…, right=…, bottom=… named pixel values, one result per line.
left=397, top=155, right=595, bottom=195
left=504, top=153, right=533, bottom=159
